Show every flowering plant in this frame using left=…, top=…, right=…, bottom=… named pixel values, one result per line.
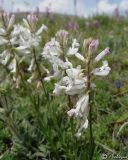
left=0, top=12, right=111, bottom=159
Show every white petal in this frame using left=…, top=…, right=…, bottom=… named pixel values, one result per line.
left=8, top=14, right=15, bottom=29
left=36, top=24, right=48, bottom=35
left=23, top=18, right=30, bottom=28
left=75, top=53, right=85, bottom=62
left=16, top=46, right=28, bottom=50
left=0, top=28, right=5, bottom=35
left=95, top=47, right=109, bottom=62
left=93, top=61, right=111, bottom=76
left=93, top=68, right=110, bottom=76
left=53, top=84, right=66, bottom=95
left=28, top=58, right=35, bottom=71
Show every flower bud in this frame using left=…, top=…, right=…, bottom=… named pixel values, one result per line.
left=56, top=30, right=68, bottom=46
left=83, top=37, right=93, bottom=49
left=88, top=39, right=99, bottom=55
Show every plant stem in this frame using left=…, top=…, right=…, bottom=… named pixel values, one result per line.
left=60, top=39, right=72, bottom=109
left=32, top=47, right=48, bottom=99
left=87, top=57, right=94, bottom=160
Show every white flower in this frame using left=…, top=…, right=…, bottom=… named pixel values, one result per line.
left=55, top=30, right=68, bottom=45
left=27, top=73, right=37, bottom=83
left=0, top=50, right=11, bottom=65
left=53, top=83, right=67, bottom=95
left=36, top=24, right=48, bottom=36
left=15, top=76, right=21, bottom=89
left=75, top=118, right=89, bottom=138
left=95, top=47, right=109, bottom=62
left=66, top=66, right=84, bottom=79
left=8, top=14, right=15, bottom=29
left=0, top=37, right=8, bottom=45
left=28, top=58, right=35, bottom=71
left=67, top=94, right=89, bottom=118
left=43, top=38, right=62, bottom=57
left=65, top=83, right=85, bottom=95
left=67, top=39, right=85, bottom=62
left=10, top=58, right=17, bottom=73
left=0, top=28, right=6, bottom=35
left=44, top=64, right=62, bottom=81
left=92, top=60, right=111, bottom=76
left=52, top=66, right=86, bottom=95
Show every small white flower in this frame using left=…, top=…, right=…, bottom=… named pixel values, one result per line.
left=8, top=14, right=15, bottom=29
left=95, top=47, right=109, bottom=62
left=75, top=118, right=89, bottom=138
left=28, top=58, right=35, bottom=71
left=1, top=51, right=11, bottom=65
left=10, top=58, right=17, bottom=73
left=27, top=73, right=37, bottom=83
left=67, top=39, right=85, bottom=62
left=23, top=18, right=30, bottom=29
left=53, top=83, right=67, bottom=95
left=0, top=28, right=6, bottom=35
left=93, top=60, right=111, bottom=76
left=36, top=24, right=48, bottom=36
left=67, top=94, right=89, bottom=118
left=55, top=30, right=68, bottom=45
left=0, top=37, right=8, bottom=45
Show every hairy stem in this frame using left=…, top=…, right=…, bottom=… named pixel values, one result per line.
left=87, top=57, right=94, bottom=160
left=32, top=47, right=48, bottom=99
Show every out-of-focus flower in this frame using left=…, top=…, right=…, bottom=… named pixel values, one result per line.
left=16, top=8, right=20, bottom=14
left=115, top=80, right=123, bottom=89
left=34, top=6, right=40, bottom=18
left=65, top=21, right=79, bottom=31
left=27, top=13, right=38, bottom=24
left=125, top=9, right=128, bottom=16
left=56, top=30, right=68, bottom=46
left=92, top=60, right=111, bottom=76
left=8, top=14, right=15, bottom=29
left=113, top=8, right=119, bottom=17
left=85, top=21, right=90, bottom=28
left=113, top=8, right=121, bottom=21
left=93, top=20, right=99, bottom=28
left=45, top=3, right=51, bottom=17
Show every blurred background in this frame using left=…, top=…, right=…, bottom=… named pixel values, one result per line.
left=0, top=0, right=128, bottom=17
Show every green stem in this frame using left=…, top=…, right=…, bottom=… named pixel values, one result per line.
left=32, top=47, right=48, bottom=99
left=87, top=58, right=94, bottom=160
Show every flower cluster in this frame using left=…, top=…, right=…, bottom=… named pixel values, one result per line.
left=42, top=30, right=111, bottom=137
left=0, top=13, right=48, bottom=88
left=0, top=12, right=111, bottom=137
